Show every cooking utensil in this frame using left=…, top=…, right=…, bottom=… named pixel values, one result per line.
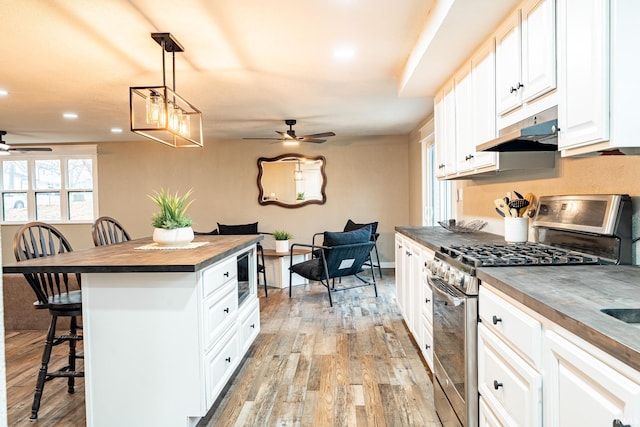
left=495, top=207, right=505, bottom=217
left=508, top=198, right=530, bottom=217
left=522, top=193, right=536, bottom=217
left=513, top=190, right=524, bottom=199
left=494, top=198, right=510, bottom=217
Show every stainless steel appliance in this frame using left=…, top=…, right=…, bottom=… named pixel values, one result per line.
left=427, top=194, right=633, bottom=427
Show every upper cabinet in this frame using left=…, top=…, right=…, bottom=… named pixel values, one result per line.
left=496, top=0, right=557, bottom=126
left=557, top=0, right=640, bottom=156
left=434, top=79, right=457, bottom=178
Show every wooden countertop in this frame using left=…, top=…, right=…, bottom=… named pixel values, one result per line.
left=395, top=225, right=504, bottom=252
left=3, top=234, right=263, bottom=274
left=262, top=248, right=311, bottom=257
left=396, top=226, right=640, bottom=372
left=477, top=265, right=640, bottom=373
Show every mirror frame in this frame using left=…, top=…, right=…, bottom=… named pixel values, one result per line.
left=257, top=153, right=327, bottom=208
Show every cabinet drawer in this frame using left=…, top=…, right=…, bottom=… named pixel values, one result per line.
left=479, top=285, right=542, bottom=367
left=202, top=257, right=237, bottom=298
left=480, top=396, right=504, bottom=427
left=204, top=325, right=240, bottom=408
left=203, top=281, right=238, bottom=351
left=478, top=324, right=542, bottom=427
left=240, top=301, right=260, bottom=353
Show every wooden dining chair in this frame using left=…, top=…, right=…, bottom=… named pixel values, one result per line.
left=92, top=216, right=131, bottom=246
left=13, top=222, right=84, bottom=420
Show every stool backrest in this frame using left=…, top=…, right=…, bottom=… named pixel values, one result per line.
left=13, top=222, right=81, bottom=306
left=92, top=216, right=131, bottom=246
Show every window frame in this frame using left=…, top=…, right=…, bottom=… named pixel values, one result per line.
left=0, top=144, right=98, bottom=225
left=421, top=120, right=452, bottom=226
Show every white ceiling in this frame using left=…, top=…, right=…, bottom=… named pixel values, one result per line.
left=0, top=0, right=520, bottom=146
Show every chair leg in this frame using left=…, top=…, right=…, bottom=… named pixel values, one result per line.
left=260, top=250, right=268, bottom=297
left=31, top=315, right=58, bottom=420
left=325, top=280, right=333, bottom=307
left=372, top=243, right=383, bottom=279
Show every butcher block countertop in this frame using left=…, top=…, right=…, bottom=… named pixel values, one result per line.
left=395, top=225, right=505, bottom=251
left=2, top=234, right=263, bottom=274
left=395, top=226, right=640, bottom=373
left=477, top=265, right=640, bottom=373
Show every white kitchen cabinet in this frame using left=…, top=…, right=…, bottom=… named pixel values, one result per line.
left=480, top=396, right=503, bottom=427
left=469, top=38, right=498, bottom=172
left=544, top=329, right=640, bottom=427
left=478, top=286, right=543, bottom=427
left=480, top=281, right=640, bottom=427
left=395, top=233, right=433, bottom=371
left=82, top=246, right=261, bottom=427
left=478, top=324, right=543, bottom=427
left=495, top=10, right=522, bottom=115
left=421, top=248, right=435, bottom=371
left=495, top=0, right=556, bottom=123
left=434, top=79, right=457, bottom=178
left=455, top=63, right=474, bottom=173
left=557, top=0, right=640, bottom=156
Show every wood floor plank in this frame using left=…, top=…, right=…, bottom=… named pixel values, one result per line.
left=5, top=270, right=442, bottom=427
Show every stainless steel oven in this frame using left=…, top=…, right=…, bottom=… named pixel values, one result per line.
left=428, top=194, right=632, bottom=427
left=428, top=273, right=477, bottom=427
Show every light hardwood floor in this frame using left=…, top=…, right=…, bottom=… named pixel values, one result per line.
left=6, top=271, right=441, bottom=426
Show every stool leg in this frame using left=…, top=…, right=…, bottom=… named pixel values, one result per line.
left=67, top=316, right=78, bottom=393
left=31, top=315, right=58, bottom=420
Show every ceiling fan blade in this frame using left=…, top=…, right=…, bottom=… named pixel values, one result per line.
left=9, top=147, right=53, bottom=152
left=300, top=132, right=335, bottom=140
left=242, top=137, right=283, bottom=140
left=302, top=138, right=327, bottom=144
left=276, top=131, right=295, bottom=139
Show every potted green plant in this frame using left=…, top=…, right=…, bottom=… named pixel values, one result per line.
left=272, top=229, right=292, bottom=253
left=149, top=188, right=195, bottom=246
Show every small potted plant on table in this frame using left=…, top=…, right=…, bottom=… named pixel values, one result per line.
left=273, top=229, right=293, bottom=253
left=149, top=188, right=195, bottom=246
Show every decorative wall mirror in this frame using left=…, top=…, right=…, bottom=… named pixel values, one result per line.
left=257, top=153, right=327, bottom=208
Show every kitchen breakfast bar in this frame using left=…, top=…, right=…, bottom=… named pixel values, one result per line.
left=3, top=234, right=263, bottom=427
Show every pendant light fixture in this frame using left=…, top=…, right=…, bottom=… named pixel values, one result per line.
left=129, top=33, right=203, bottom=148
left=294, top=160, right=304, bottom=181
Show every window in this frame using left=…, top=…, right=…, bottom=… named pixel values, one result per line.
left=1, top=145, right=98, bottom=223
left=421, top=120, right=451, bottom=226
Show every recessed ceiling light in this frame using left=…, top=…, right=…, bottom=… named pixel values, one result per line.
left=333, top=46, right=355, bottom=61
left=0, top=89, right=8, bottom=96
left=63, top=112, right=78, bottom=119
left=111, top=128, right=123, bottom=133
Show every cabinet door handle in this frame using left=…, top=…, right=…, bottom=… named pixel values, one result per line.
left=223, top=271, right=229, bottom=278
left=492, top=315, right=502, bottom=325
left=425, top=344, right=431, bottom=350
left=425, top=298, right=431, bottom=304
left=225, top=357, right=231, bottom=363
left=250, top=323, right=256, bottom=329
left=224, top=307, right=230, bottom=313
left=612, top=420, right=630, bottom=427
left=465, top=154, right=475, bottom=161
left=493, top=380, right=503, bottom=390
left=510, top=82, right=524, bottom=93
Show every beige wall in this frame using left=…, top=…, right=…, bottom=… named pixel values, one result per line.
left=1, top=135, right=410, bottom=266
left=454, top=153, right=640, bottom=262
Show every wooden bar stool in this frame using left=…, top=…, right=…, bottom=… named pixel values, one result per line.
left=13, top=222, right=84, bottom=420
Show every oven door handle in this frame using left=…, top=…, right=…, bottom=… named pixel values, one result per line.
left=427, top=275, right=465, bottom=307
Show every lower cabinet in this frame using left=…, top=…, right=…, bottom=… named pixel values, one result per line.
left=395, top=233, right=434, bottom=372
left=544, top=329, right=640, bottom=427
left=480, top=283, right=640, bottom=427
left=82, top=246, right=260, bottom=427
left=478, top=324, right=542, bottom=427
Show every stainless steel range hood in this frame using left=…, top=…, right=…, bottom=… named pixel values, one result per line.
left=477, top=107, right=558, bottom=152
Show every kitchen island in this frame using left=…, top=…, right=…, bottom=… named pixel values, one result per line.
left=3, top=234, right=263, bottom=427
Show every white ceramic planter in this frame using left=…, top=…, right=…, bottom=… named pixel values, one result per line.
left=275, top=239, right=289, bottom=253
left=153, top=227, right=194, bottom=246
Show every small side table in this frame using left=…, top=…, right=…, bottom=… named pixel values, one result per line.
left=262, top=248, right=311, bottom=288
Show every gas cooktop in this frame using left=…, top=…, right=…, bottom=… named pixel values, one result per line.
left=440, top=243, right=599, bottom=268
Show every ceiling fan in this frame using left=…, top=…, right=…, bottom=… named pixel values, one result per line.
left=244, top=119, right=336, bottom=144
left=0, top=131, right=52, bottom=154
